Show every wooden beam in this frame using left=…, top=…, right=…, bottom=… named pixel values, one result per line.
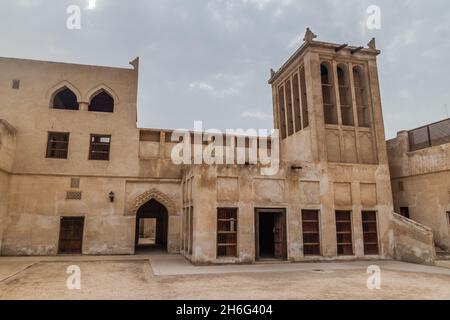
left=335, top=44, right=348, bottom=52
left=351, top=46, right=364, bottom=54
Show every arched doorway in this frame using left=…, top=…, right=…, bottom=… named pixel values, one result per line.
left=135, top=199, right=169, bottom=251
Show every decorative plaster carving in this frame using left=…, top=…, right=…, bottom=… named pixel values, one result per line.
left=130, top=189, right=178, bottom=216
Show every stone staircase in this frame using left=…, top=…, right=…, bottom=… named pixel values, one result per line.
left=435, top=245, right=450, bottom=269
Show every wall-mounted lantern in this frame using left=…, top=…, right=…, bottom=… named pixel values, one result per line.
left=109, top=191, right=115, bottom=203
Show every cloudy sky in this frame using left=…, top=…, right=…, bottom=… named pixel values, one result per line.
left=1, top=0, right=449, bottom=138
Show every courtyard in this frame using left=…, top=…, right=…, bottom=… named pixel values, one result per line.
left=0, top=252, right=449, bottom=300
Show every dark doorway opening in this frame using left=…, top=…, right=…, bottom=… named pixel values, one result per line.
left=400, top=207, right=410, bottom=219
left=255, top=209, right=287, bottom=260
left=58, top=217, right=85, bottom=254
left=259, top=213, right=275, bottom=258
left=135, top=199, right=168, bottom=252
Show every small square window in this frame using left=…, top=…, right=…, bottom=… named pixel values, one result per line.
left=70, top=178, right=80, bottom=189
left=46, top=132, right=69, bottom=159
left=12, top=80, right=20, bottom=89
left=89, top=134, right=111, bottom=161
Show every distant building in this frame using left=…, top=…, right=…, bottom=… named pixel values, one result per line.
left=387, top=118, right=450, bottom=255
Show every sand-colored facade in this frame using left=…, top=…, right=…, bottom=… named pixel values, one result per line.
left=0, top=30, right=437, bottom=264
left=387, top=122, right=450, bottom=251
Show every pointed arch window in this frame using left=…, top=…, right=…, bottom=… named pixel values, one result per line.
left=89, top=90, right=114, bottom=113
left=337, top=64, right=354, bottom=126
left=320, top=63, right=337, bottom=124
left=52, top=87, right=79, bottom=110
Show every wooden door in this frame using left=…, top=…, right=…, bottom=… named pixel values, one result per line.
left=273, top=212, right=287, bottom=260
left=58, top=217, right=84, bottom=254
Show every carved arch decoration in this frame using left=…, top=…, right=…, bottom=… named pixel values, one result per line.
left=85, top=83, right=120, bottom=105
left=130, top=189, right=178, bottom=217
left=46, top=80, right=82, bottom=106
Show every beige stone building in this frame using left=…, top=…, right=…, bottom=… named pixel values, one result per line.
left=0, top=29, right=437, bottom=265
left=387, top=119, right=450, bottom=256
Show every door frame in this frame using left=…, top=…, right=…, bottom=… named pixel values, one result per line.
left=58, top=216, right=85, bottom=255
left=254, top=208, right=287, bottom=260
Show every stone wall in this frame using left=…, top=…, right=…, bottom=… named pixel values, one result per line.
left=387, top=131, right=450, bottom=249
left=391, top=212, right=435, bottom=265
left=0, top=119, right=16, bottom=254
left=0, top=171, right=9, bottom=252
left=181, top=161, right=396, bottom=264
left=2, top=175, right=135, bottom=255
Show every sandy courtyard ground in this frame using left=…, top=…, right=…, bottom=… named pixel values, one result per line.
left=0, top=254, right=450, bottom=300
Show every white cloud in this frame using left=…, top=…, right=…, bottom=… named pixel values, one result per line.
left=17, top=0, right=43, bottom=7
left=189, top=72, right=245, bottom=97
left=189, top=80, right=239, bottom=97
left=190, top=81, right=214, bottom=92
left=241, top=110, right=272, bottom=120
left=242, top=0, right=272, bottom=10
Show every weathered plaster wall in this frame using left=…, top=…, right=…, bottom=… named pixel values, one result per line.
left=0, top=119, right=16, bottom=253
left=125, top=180, right=182, bottom=253
left=177, top=39, right=399, bottom=265
left=387, top=131, right=450, bottom=249
left=0, top=120, right=16, bottom=172
left=0, top=57, right=150, bottom=256
left=1, top=175, right=182, bottom=256
left=0, top=57, right=140, bottom=178
left=2, top=175, right=134, bottom=255
left=391, top=212, right=435, bottom=265
left=182, top=160, right=396, bottom=264
left=0, top=171, right=9, bottom=252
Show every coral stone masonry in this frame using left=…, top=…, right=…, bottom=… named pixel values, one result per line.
left=0, top=29, right=440, bottom=265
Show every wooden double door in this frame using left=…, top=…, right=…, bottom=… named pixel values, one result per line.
left=255, top=209, right=287, bottom=260
left=58, top=217, right=85, bottom=254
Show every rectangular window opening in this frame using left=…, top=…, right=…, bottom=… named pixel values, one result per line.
left=362, top=211, right=379, bottom=255
left=46, top=132, right=70, bottom=159
left=89, top=134, right=111, bottom=161
left=299, top=67, right=309, bottom=128
left=217, top=208, right=238, bottom=258
left=302, top=210, right=321, bottom=256
left=335, top=211, right=353, bottom=256
left=278, top=86, right=287, bottom=140
left=12, top=80, right=20, bottom=89
left=292, top=74, right=302, bottom=133
left=285, top=80, right=294, bottom=136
